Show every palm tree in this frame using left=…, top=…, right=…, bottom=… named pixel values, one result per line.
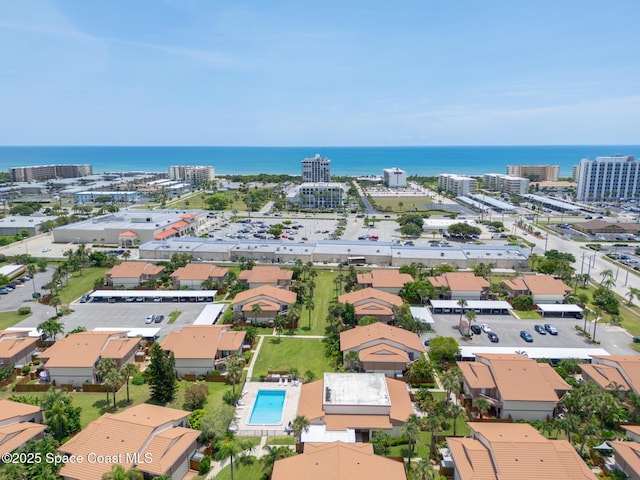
left=105, top=369, right=121, bottom=410
left=37, top=318, right=65, bottom=342
left=290, top=415, right=310, bottom=446
left=215, top=435, right=252, bottom=480
left=628, top=287, right=640, bottom=306
left=474, top=397, right=491, bottom=419
left=119, top=363, right=138, bottom=404
left=448, top=403, right=467, bottom=436
left=441, top=367, right=462, bottom=404
left=101, top=465, right=143, bottom=480
left=344, top=350, right=360, bottom=372
left=600, top=269, right=615, bottom=290
left=49, top=295, right=62, bottom=316
left=304, top=296, right=315, bottom=329
left=96, top=358, right=117, bottom=404
left=456, top=299, right=467, bottom=332
left=26, top=263, right=37, bottom=294
left=251, top=303, right=262, bottom=324
left=464, top=310, right=477, bottom=336
left=45, top=400, right=70, bottom=441
left=262, top=445, right=294, bottom=479
left=274, top=315, right=286, bottom=341
left=226, top=356, right=244, bottom=398
left=402, top=414, right=422, bottom=466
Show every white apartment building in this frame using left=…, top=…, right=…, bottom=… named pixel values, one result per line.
left=438, top=174, right=477, bottom=196
left=506, top=164, right=560, bottom=182
left=483, top=173, right=529, bottom=195
left=168, top=165, right=215, bottom=184
left=286, top=183, right=345, bottom=210
left=382, top=168, right=407, bottom=188
left=575, top=155, right=640, bottom=202
left=302, top=154, right=331, bottom=182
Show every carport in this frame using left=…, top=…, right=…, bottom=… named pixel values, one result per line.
left=193, top=303, right=227, bottom=325
left=430, top=300, right=513, bottom=315
left=93, top=327, right=160, bottom=341
left=537, top=304, right=583, bottom=317
left=88, top=290, right=217, bottom=303
left=458, top=346, right=610, bottom=362
left=409, top=306, right=435, bottom=330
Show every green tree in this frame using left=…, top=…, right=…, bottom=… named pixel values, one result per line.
left=304, top=296, right=315, bottom=329
left=101, top=465, right=143, bottom=480
left=371, top=429, right=393, bottom=455
left=104, top=369, right=122, bottom=410
left=226, top=356, right=244, bottom=397
left=428, top=337, right=460, bottom=367
left=95, top=357, right=117, bottom=403
left=261, top=445, right=294, bottom=478
left=402, top=413, right=422, bottom=466
left=147, top=343, right=177, bottom=404
left=119, top=363, right=138, bottom=404
left=205, top=193, right=229, bottom=210
left=215, top=435, right=253, bottom=480
left=251, top=303, right=262, bottom=324
left=290, top=414, right=310, bottom=445
left=274, top=315, right=286, bottom=341
left=37, top=318, right=64, bottom=342
left=344, top=350, right=360, bottom=372
left=441, top=367, right=462, bottom=404
left=456, top=298, right=467, bottom=332
left=475, top=397, right=491, bottom=419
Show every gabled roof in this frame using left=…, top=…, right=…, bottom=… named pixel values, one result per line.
left=428, top=272, right=489, bottom=292
left=587, top=355, right=640, bottom=393
left=340, top=323, right=423, bottom=352
left=171, top=263, right=228, bottom=281
left=118, top=230, right=138, bottom=237
left=579, top=364, right=630, bottom=391
left=448, top=423, right=596, bottom=480
left=272, top=441, right=407, bottom=480
left=358, top=344, right=409, bottom=364
left=0, top=330, right=38, bottom=360
left=242, top=299, right=281, bottom=312
left=504, top=275, right=572, bottom=296
left=338, top=287, right=403, bottom=307
left=610, top=441, right=640, bottom=478
left=354, top=302, right=393, bottom=316
left=105, top=261, right=164, bottom=278
left=0, top=422, right=46, bottom=457
left=232, top=285, right=297, bottom=305
left=356, top=269, right=413, bottom=289
left=161, top=325, right=245, bottom=359
left=0, top=400, right=41, bottom=422
left=39, top=332, right=139, bottom=368
left=238, top=266, right=293, bottom=284
left=154, top=228, right=178, bottom=240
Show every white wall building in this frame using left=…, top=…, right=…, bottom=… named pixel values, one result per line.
left=74, top=191, right=138, bottom=204
left=438, top=174, right=477, bottom=196
left=168, top=165, right=215, bottom=184
left=575, top=155, right=640, bottom=201
left=287, top=183, right=345, bottom=210
left=482, top=173, right=529, bottom=195
left=302, top=154, right=331, bottom=182
left=382, top=168, right=407, bottom=188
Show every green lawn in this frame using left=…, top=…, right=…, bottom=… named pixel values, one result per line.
left=265, top=436, right=296, bottom=445
left=515, top=310, right=543, bottom=320
left=0, top=310, right=32, bottom=330
left=299, top=270, right=337, bottom=336
left=58, top=267, right=109, bottom=304
left=388, top=418, right=471, bottom=459
left=253, top=337, right=332, bottom=380
left=213, top=459, right=264, bottom=480
left=370, top=197, right=433, bottom=213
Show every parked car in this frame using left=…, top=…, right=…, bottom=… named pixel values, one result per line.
left=154, top=315, right=165, bottom=323
left=575, top=312, right=583, bottom=319
left=145, top=315, right=155, bottom=324
left=534, top=325, right=547, bottom=335
left=487, top=332, right=499, bottom=343
left=520, top=330, right=534, bottom=342
left=470, top=324, right=482, bottom=335
left=544, top=324, right=559, bottom=335
left=79, top=294, right=91, bottom=303
left=0, top=288, right=9, bottom=295
left=480, top=323, right=492, bottom=333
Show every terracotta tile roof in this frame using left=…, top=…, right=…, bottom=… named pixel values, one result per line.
left=0, top=331, right=38, bottom=361
left=118, top=230, right=138, bottom=237
left=154, top=228, right=178, bottom=240
left=140, top=427, right=200, bottom=475
left=623, top=425, right=640, bottom=437
left=238, top=266, right=293, bottom=285
left=338, top=287, right=403, bottom=307
left=59, top=405, right=197, bottom=480
left=505, top=275, right=572, bottom=296
left=0, top=400, right=41, bottom=422
left=590, top=355, right=640, bottom=394
left=580, top=364, right=631, bottom=391
left=171, top=263, right=228, bottom=281
left=181, top=213, right=196, bottom=219
left=502, top=277, right=528, bottom=292
left=386, top=377, right=413, bottom=423
left=241, top=299, right=281, bottom=313
left=448, top=423, right=596, bottom=480
left=325, top=414, right=392, bottom=430
left=106, top=261, right=164, bottom=279
left=161, top=325, right=245, bottom=360
left=428, top=272, right=489, bottom=292
left=356, top=269, right=413, bottom=289
left=354, top=302, right=393, bottom=317
left=40, top=332, right=137, bottom=368
left=297, top=379, right=325, bottom=422
left=358, top=344, right=409, bottom=364
left=340, top=323, right=424, bottom=352
left=272, top=441, right=407, bottom=480
left=232, top=285, right=297, bottom=306
left=0, top=422, right=46, bottom=457
left=610, top=441, right=640, bottom=478
left=172, top=220, right=190, bottom=229
left=457, top=361, right=497, bottom=390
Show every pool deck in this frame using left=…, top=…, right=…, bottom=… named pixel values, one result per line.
left=234, top=380, right=302, bottom=436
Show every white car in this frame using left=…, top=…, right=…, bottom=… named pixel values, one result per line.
left=480, top=323, right=492, bottom=333
left=145, top=315, right=155, bottom=324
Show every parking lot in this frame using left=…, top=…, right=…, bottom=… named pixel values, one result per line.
left=424, top=312, right=638, bottom=355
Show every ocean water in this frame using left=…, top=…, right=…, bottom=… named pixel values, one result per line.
left=1, top=146, right=639, bottom=177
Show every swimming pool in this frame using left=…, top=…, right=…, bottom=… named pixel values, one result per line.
left=248, top=390, right=286, bottom=425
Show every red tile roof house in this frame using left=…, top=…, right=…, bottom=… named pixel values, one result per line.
left=457, top=353, right=570, bottom=421
left=238, top=266, right=293, bottom=289
left=297, top=373, right=413, bottom=441
left=609, top=426, right=640, bottom=479
left=356, top=269, right=414, bottom=295
left=232, top=285, right=297, bottom=325
left=105, top=261, right=165, bottom=287
left=38, top=331, right=139, bottom=388
left=502, top=274, right=572, bottom=303
left=340, top=323, right=424, bottom=377
left=170, top=263, right=228, bottom=289
left=161, top=325, right=245, bottom=376
left=428, top=272, right=489, bottom=300
left=58, top=404, right=201, bottom=480
left=0, top=400, right=46, bottom=458
left=0, top=329, right=39, bottom=367
left=338, top=288, right=404, bottom=323
left=447, top=422, right=597, bottom=480
left=579, top=355, right=640, bottom=395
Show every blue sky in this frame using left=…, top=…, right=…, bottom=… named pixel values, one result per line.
left=1, top=0, right=639, bottom=146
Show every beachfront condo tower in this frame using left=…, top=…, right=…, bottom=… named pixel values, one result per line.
left=302, top=154, right=331, bottom=182
left=575, top=155, right=640, bottom=201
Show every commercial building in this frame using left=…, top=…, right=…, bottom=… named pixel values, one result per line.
left=0, top=214, right=57, bottom=236
left=74, top=191, right=138, bottom=204
left=10, top=164, right=93, bottom=182
left=286, top=183, right=345, bottom=210
left=482, top=173, right=529, bottom=195
left=575, top=155, right=640, bottom=202
left=302, top=154, right=331, bottom=182
left=168, top=165, right=215, bottom=184
left=438, top=173, right=477, bottom=196
left=382, top=168, right=407, bottom=188
left=506, top=164, right=560, bottom=182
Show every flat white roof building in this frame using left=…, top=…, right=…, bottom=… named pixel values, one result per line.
left=438, top=174, right=477, bottom=196
left=383, top=168, right=407, bottom=188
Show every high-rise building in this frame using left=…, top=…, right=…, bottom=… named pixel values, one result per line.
left=10, top=164, right=93, bottom=182
left=168, top=165, right=215, bottom=184
left=382, top=168, right=407, bottom=188
left=302, top=154, right=331, bottom=183
left=286, top=183, right=345, bottom=210
left=575, top=155, right=640, bottom=202
left=482, top=173, right=529, bottom=195
left=506, top=165, right=560, bottom=182
left=438, top=174, right=477, bottom=196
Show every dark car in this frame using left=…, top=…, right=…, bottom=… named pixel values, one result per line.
left=575, top=312, right=583, bottom=319
left=534, top=325, right=547, bottom=335
left=520, top=330, right=534, bottom=342
left=470, top=324, right=482, bottom=335
left=154, top=315, right=165, bottom=323
left=544, top=324, right=559, bottom=335
left=487, top=332, right=499, bottom=343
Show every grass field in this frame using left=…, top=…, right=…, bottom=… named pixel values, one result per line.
left=515, top=310, right=543, bottom=320
left=252, top=337, right=332, bottom=380
left=58, top=267, right=109, bottom=304
left=370, top=197, right=433, bottom=213
left=212, top=460, right=264, bottom=480
left=388, top=417, right=471, bottom=459
left=299, top=270, right=337, bottom=336
left=0, top=310, right=32, bottom=330
left=265, top=436, right=296, bottom=445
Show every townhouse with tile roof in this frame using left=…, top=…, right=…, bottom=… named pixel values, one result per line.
left=105, top=261, right=164, bottom=287
left=232, top=285, right=297, bottom=324
left=170, top=263, right=228, bottom=289
left=579, top=355, right=640, bottom=395
left=428, top=271, right=489, bottom=300
left=238, top=266, right=293, bottom=289
left=338, top=288, right=404, bottom=323
left=0, top=400, right=46, bottom=458
left=0, top=329, right=39, bottom=367
left=502, top=274, right=572, bottom=303
left=356, top=269, right=414, bottom=295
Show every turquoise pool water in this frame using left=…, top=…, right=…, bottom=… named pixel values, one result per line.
left=248, top=390, right=286, bottom=425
